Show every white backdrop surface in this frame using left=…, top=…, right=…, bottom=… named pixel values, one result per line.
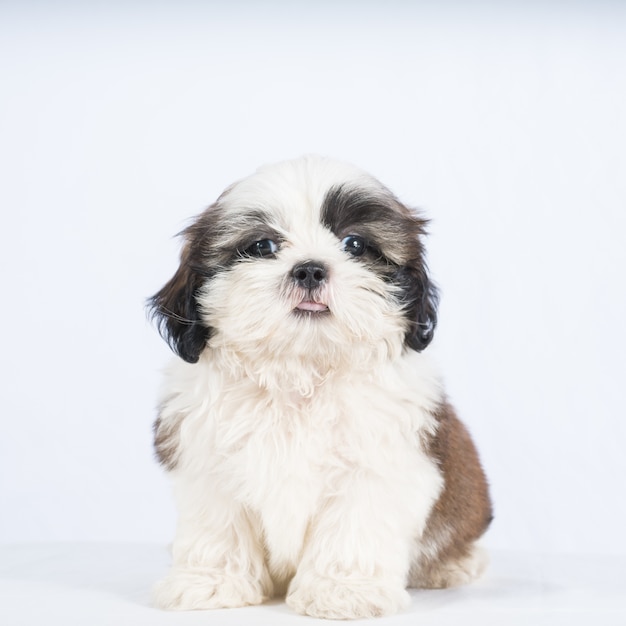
left=1, top=0, right=625, bottom=564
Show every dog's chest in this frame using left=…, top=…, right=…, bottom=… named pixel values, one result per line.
left=252, top=429, right=323, bottom=577
left=210, top=375, right=430, bottom=577
left=213, top=390, right=346, bottom=571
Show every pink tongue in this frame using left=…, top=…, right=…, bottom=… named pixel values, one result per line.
left=297, top=301, right=328, bottom=312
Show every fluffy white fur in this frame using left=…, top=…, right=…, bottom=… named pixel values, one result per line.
left=150, top=156, right=489, bottom=619
left=155, top=350, right=444, bottom=618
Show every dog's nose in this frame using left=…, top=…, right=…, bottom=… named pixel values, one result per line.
left=292, top=261, right=328, bottom=289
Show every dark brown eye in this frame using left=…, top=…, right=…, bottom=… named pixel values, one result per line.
left=341, top=235, right=366, bottom=256
left=244, top=239, right=278, bottom=258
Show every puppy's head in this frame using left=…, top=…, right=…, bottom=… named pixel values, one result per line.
left=148, top=156, right=438, bottom=369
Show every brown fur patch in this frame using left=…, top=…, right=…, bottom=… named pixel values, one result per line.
left=411, top=401, right=493, bottom=588
left=153, top=408, right=185, bottom=471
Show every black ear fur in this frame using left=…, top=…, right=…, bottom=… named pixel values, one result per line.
left=394, top=262, right=439, bottom=352
left=147, top=245, right=210, bottom=364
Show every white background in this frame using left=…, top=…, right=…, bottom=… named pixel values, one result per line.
left=1, top=0, right=625, bottom=559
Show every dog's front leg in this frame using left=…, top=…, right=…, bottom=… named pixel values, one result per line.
left=154, top=479, right=273, bottom=611
left=286, top=472, right=424, bottom=619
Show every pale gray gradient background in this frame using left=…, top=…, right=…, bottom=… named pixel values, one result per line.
left=1, top=0, right=625, bottom=559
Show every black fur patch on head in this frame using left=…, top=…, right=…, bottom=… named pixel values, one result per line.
left=147, top=203, right=282, bottom=362
left=147, top=215, right=216, bottom=363
left=391, top=264, right=440, bottom=352
left=321, top=184, right=439, bottom=351
left=198, top=207, right=284, bottom=267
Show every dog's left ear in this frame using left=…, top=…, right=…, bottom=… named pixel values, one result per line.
left=147, top=241, right=210, bottom=364
left=395, top=262, right=439, bottom=352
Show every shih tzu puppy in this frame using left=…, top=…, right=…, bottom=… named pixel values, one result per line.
left=148, top=155, right=492, bottom=619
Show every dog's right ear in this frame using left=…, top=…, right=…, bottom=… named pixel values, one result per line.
left=147, top=240, right=210, bottom=364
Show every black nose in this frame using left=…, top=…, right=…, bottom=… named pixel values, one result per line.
left=292, top=261, right=328, bottom=289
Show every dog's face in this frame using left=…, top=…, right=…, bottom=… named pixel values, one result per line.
left=149, top=157, right=438, bottom=372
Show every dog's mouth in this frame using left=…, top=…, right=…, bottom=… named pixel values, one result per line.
left=294, top=300, right=330, bottom=315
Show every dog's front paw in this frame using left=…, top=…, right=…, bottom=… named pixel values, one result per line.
left=154, top=568, right=270, bottom=611
left=286, top=574, right=410, bottom=619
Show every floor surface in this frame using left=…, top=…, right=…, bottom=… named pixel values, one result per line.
left=1, top=543, right=625, bottom=625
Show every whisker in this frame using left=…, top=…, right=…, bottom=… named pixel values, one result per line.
left=155, top=307, right=198, bottom=326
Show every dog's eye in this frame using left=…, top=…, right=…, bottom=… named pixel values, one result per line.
left=341, top=235, right=366, bottom=257
left=244, top=239, right=278, bottom=258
